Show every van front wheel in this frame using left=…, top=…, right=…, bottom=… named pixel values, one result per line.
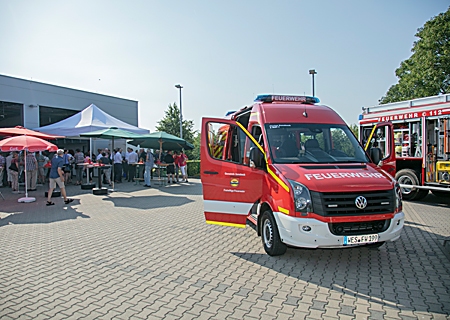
left=261, top=211, right=287, bottom=256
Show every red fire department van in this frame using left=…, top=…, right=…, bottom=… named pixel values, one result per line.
left=359, top=94, right=450, bottom=201
left=201, top=94, right=404, bottom=256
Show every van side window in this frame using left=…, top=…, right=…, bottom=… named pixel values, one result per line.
left=251, top=126, right=263, bottom=146
left=206, top=121, right=257, bottom=166
left=207, top=122, right=229, bottom=160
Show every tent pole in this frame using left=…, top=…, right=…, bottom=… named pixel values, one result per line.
left=85, top=138, right=92, bottom=185
left=110, top=137, right=115, bottom=191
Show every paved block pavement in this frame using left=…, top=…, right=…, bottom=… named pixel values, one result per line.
left=0, top=180, right=449, bottom=319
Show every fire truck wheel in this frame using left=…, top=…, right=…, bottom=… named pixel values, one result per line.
left=395, top=169, right=426, bottom=201
left=414, top=189, right=429, bottom=201
left=261, top=211, right=287, bottom=256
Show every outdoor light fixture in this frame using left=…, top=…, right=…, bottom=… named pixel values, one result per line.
left=175, top=84, right=183, bottom=139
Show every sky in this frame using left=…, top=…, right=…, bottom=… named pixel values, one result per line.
left=0, top=0, right=448, bottom=133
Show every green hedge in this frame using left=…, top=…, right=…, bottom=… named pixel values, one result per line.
left=186, top=160, right=200, bottom=178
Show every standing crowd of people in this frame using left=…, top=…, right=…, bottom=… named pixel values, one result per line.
left=0, top=150, right=51, bottom=193
left=0, top=147, right=189, bottom=199
left=109, top=147, right=189, bottom=187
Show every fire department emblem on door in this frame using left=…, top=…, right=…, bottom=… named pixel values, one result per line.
left=230, top=178, right=239, bottom=187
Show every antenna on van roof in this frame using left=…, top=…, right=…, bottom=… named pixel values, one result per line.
left=303, top=92, right=308, bottom=117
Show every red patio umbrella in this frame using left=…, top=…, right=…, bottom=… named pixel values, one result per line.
left=0, top=126, right=64, bottom=139
left=0, top=135, right=58, bottom=203
left=0, top=135, right=58, bottom=153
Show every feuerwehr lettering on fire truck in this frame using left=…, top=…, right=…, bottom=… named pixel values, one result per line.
left=304, top=172, right=384, bottom=180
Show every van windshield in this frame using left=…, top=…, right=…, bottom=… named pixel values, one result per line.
left=265, top=123, right=370, bottom=164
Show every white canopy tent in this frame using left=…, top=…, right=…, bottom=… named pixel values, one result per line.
left=35, top=104, right=149, bottom=136
left=34, top=104, right=149, bottom=188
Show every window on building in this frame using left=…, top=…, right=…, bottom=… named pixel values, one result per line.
left=0, top=101, right=23, bottom=127
left=39, top=106, right=78, bottom=127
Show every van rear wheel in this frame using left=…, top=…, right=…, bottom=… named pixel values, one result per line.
left=261, top=211, right=287, bottom=256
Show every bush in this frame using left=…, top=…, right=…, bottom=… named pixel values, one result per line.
left=186, top=160, right=200, bottom=178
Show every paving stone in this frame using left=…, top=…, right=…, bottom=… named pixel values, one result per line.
left=0, top=182, right=449, bottom=319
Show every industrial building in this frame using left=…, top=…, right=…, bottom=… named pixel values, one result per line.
left=0, top=74, right=140, bottom=130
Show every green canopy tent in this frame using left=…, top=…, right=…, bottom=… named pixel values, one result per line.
left=128, top=131, right=194, bottom=160
left=80, top=127, right=147, bottom=191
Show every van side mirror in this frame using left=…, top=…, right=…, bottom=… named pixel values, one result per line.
left=249, top=147, right=264, bottom=169
left=369, top=147, right=383, bottom=166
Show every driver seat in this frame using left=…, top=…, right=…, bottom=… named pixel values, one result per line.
left=304, top=138, right=321, bottom=150
left=305, top=139, right=331, bottom=160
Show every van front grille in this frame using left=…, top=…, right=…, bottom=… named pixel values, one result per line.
left=310, top=190, right=395, bottom=216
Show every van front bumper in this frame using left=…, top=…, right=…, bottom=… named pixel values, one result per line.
left=272, top=211, right=404, bottom=248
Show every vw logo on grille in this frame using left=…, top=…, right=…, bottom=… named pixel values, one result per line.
left=355, top=196, right=367, bottom=209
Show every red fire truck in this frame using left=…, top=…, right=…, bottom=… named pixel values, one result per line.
left=359, top=94, right=450, bottom=201
left=201, top=94, right=404, bottom=256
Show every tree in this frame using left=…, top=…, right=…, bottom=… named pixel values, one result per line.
left=349, top=123, right=358, bottom=139
left=155, top=102, right=199, bottom=159
left=190, top=132, right=201, bottom=160
left=380, top=7, right=450, bottom=104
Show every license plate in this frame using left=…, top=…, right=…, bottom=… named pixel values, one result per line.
left=343, top=234, right=378, bottom=246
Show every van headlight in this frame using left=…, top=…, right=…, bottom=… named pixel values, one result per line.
left=395, top=183, right=402, bottom=212
left=288, top=180, right=312, bottom=212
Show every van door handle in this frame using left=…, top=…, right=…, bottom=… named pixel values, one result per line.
left=204, top=171, right=219, bottom=175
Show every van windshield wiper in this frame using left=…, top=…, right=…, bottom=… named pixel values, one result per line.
left=336, top=160, right=367, bottom=163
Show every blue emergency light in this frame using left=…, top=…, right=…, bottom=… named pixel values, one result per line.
left=255, top=94, right=320, bottom=104
left=225, top=110, right=236, bottom=116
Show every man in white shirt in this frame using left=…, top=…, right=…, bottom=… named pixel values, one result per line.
left=113, top=149, right=123, bottom=183
left=127, top=149, right=139, bottom=182
left=96, top=149, right=103, bottom=161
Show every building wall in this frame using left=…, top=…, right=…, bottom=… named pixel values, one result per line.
left=0, top=74, right=139, bottom=129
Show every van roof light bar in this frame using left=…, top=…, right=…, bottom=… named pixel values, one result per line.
left=255, top=94, right=320, bottom=104
left=225, top=110, right=236, bottom=116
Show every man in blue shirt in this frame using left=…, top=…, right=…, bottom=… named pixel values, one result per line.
left=46, top=149, right=74, bottom=206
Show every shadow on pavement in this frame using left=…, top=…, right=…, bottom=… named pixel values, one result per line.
left=154, top=183, right=203, bottom=196
left=101, top=194, right=194, bottom=210
left=0, top=200, right=88, bottom=227
left=414, top=193, right=450, bottom=207
left=231, top=224, right=450, bottom=316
